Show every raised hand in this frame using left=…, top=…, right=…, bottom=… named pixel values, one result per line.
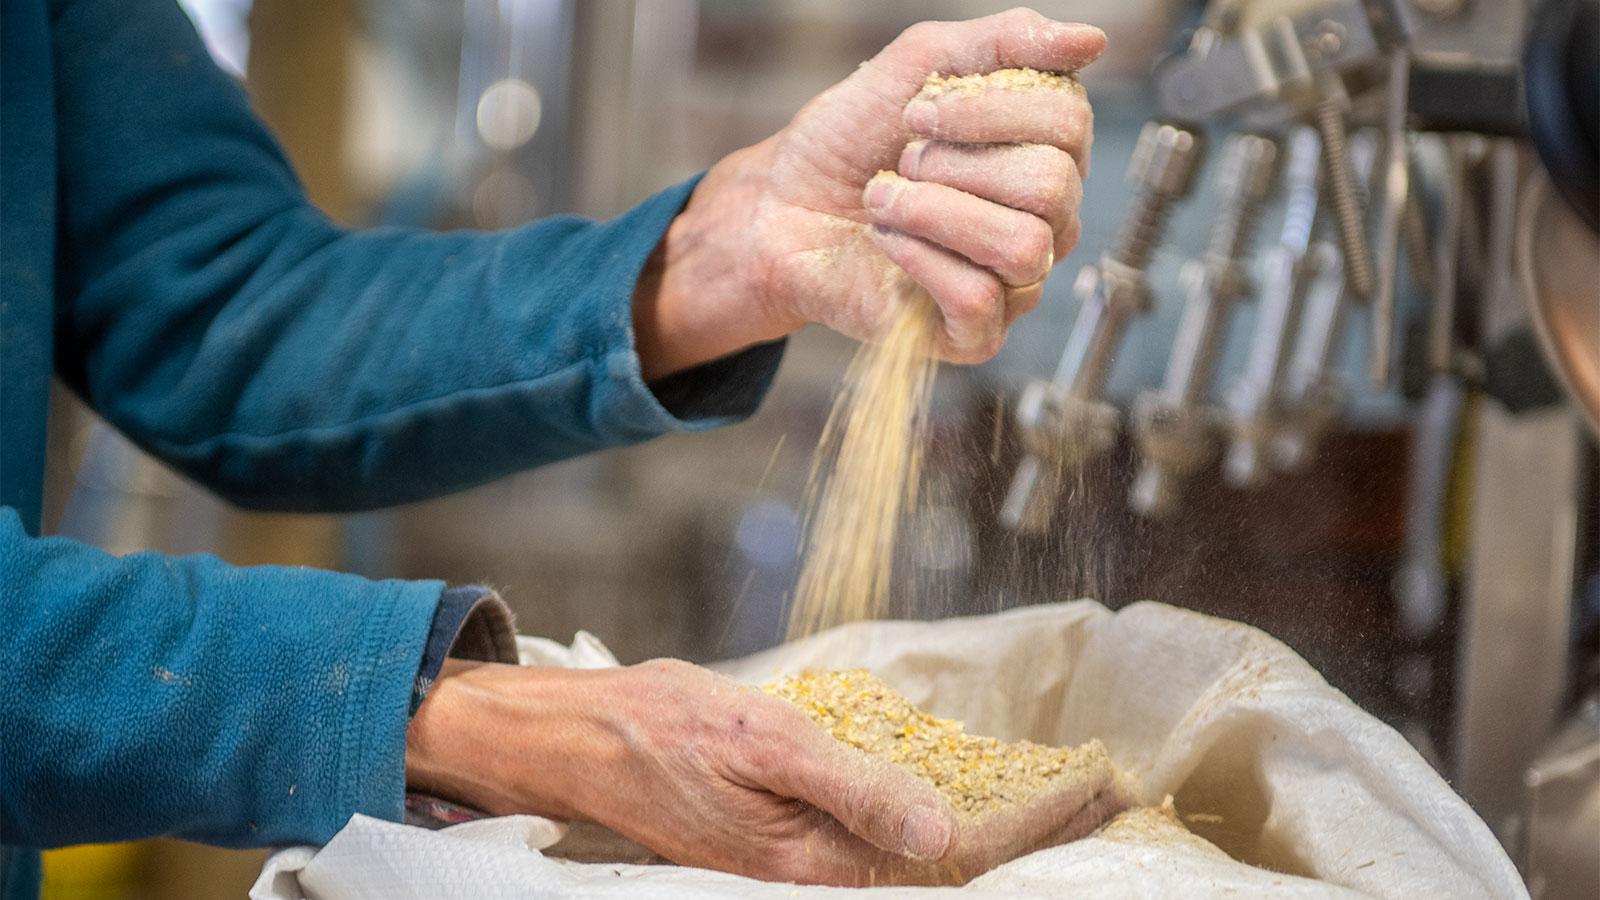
left=633, top=8, right=1106, bottom=377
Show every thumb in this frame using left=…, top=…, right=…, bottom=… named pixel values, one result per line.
left=875, top=8, right=1107, bottom=84
left=767, top=723, right=957, bottom=860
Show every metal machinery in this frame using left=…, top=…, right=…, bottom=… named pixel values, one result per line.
left=1001, top=0, right=1598, bottom=892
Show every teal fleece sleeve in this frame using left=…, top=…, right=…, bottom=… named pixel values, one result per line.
left=0, top=508, right=443, bottom=849
left=49, top=0, right=780, bottom=513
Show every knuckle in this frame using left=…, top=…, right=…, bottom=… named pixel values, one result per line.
left=731, top=698, right=773, bottom=735
left=1025, top=219, right=1055, bottom=265
left=636, top=658, right=673, bottom=678
left=944, top=277, right=1000, bottom=325
left=840, top=773, right=874, bottom=823
left=642, top=657, right=693, bottom=678
left=1036, top=148, right=1080, bottom=210
left=1002, top=6, right=1046, bottom=25
left=977, top=326, right=1008, bottom=361
left=1007, top=219, right=1054, bottom=277
left=896, top=20, right=940, bottom=50
left=727, top=705, right=792, bottom=769
left=1033, top=172, right=1071, bottom=216
left=992, top=6, right=1045, bottom=34
left=979, top=274, right=1007, bottom=311
left=945, top=340, right=989, bottom=366
left=739, top=696, right=809, bottom=748
left=1057, top=104, right=1091, bottom=151
left=988, top=145, right=1064, bottom=214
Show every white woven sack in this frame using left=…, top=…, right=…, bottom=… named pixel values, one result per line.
left=253, top=601, right=1527, bottom=900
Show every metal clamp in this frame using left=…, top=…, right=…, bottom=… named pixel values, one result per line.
left=1131, top=132, right=1281, bottom=517
left=1223, top=125, right=1323, bottom=488
left=999, top=122, right=1206, bottom=532
left=1272, top=127, right=1382, bottom=471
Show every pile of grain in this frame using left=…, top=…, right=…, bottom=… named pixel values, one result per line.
left=1096, top=798, right=1222, bottom=855
left=922, top=68, right=1082, bottom=98
left=765, top=668, right=1112, bottom=820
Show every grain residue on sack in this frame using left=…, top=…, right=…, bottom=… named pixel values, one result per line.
left=765, top=668, right=1112, bottom=820
left=1096, top=797, right=1226, bottom=856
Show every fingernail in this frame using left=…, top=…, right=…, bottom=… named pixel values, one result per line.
left=1060, top=23, right=1109, bottom=60
left=864, top=177, right=895, bottom=211
left=903, top=96, right=938, bottom=134
left=901, top=805, right=953, bottom=859
left=899, top=141, right=928, bottom=179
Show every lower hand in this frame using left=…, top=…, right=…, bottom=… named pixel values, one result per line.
left=405, top=658, right=958, bottom=885
left=633, top=8, right=1106, bottom=378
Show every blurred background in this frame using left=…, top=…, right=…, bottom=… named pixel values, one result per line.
left=38, top=0, right=1596, bottom=897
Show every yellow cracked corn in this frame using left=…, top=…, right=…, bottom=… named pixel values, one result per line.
left=765, top=669, right=1112, bottom=820
left=921, top=67, right=1083, bottom=98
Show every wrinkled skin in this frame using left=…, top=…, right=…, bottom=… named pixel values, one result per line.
left=406, top=658, right=959, bottom=885
left=407, top=658, right=1136, bottom=886
left=633, top=7, right=1105, bottom=377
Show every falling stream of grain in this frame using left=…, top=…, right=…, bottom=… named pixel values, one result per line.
left=786, top=68, right=1077, bottom=641
left=788, top=278, right=939, bottom=640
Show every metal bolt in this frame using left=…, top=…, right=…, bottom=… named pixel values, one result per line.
left=1313, top=78, right=1376, bottom=300
left=1303, top=19, right=1348, bottom=60
left=1112, top=122, right=1206, bottom=271
left=1204, top=133, right=1279, bottom=268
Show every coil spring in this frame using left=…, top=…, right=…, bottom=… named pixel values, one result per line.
left=1315, top=96, right=1377, bottom=299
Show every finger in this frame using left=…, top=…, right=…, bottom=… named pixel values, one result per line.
left=757, top=718, right=956, bottom=862
left=903, top=78, right=1095, bottom=176
left=899, top=140, right=1083, bottom=254
left=943, top=764, right=1131, bottom=878
left=878, top=10, right=1107, bottom=89
left=1003, top=279, right=1046, bottom=328
left=864, top=171, right=1054, bottom=288
left=770, top=814, right=949, bottom=887
left=867, top=227, right=1006, bottom=364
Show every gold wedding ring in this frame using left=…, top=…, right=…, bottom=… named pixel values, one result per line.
left=1003, top=275, right=1049, bottom=292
